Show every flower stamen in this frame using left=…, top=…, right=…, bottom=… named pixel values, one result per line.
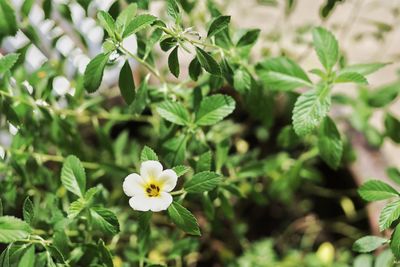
left=146, top=183, right=161, bottom=197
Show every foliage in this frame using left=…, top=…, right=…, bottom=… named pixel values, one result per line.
left=0, top=0, right=399, bottom=266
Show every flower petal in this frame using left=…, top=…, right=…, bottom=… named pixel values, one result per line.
left=129, top=194, right=151, bottom=211
left=157, top=169, right=178, bottom=192
left=140, top=160, right=163, bottom=182
left=123, top=173, right=145, bottom=197
left=149, top=192, right=173, bottom=212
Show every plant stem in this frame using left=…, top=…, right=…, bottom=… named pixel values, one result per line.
left=171, top=189, right=186, bottom=196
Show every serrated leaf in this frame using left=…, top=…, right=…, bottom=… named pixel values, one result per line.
left=156, top=101, right=190, bottom=125
left=168, top=46, right=179, bottom=78
left=0, top=53, right=19, bottom=74
left=140, top=146, right=158, bottom=161
left=123, top=14, right=157, bottom=38
left=233, top=67, right=251, bottom=93
left=184, top=171, right=222, bottom=193
left=84, top=53, right=109, bottom=93
left=0, top=216, right=32, bottom=243
left=237, top=29, right=260, bottom=47
left=167, top=201, right=200, bottom=236
left=358, top=180, right=399, bottom=201
left=339, top=62, right=388, bottom=76
left=196, top=151, right=212, bottom=172
left=318, top=117, right=343, bottom=169
left=0, top=1, right=18, bottom=39
left=90, top=207, right=120, bottom=235
left=97, top=11, right=115, bottom=38
left=379, top=199, right=400, bottom=231
left=23, top=197, right=34, bottom=225
left=353, top=236, right=388, bottom=253
left=292, top=87, right=331, bottom=136
left=119, top=60, right=136, bottom=104
left=67, top=199, right=85, bottom=219
left=257, top=57, right=312, bottom=91
left=312, top=27, right=339, bottom=70
left=335, top=72, right=368, bottom=84
left=195, top=47, right=221, bottom=76
left=166, top=0, right=180, bottom=21
left=61, top=155, right=86, bottom=197
left=207, top=15, right=230, bottom=38
left=172, top=165, right=190, bottom=177
left=195, top=94, right=235, bottom=126
left=189, top=57, right=202, bottom=81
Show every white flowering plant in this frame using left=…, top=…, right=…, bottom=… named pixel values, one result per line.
left=1, top=0, right=400, bottom=266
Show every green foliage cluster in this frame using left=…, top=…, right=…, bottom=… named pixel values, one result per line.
left=1, top=0, right=400, bottom=266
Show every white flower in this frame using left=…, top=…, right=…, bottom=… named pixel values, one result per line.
left=123, top=160, right=177, bottom=212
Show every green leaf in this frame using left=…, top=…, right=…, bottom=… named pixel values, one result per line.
left=379, top=199, right=400, bottom=231
left=234, top=67, right=251, bottom=93
left=353, top=236, right=388, bottom=253
left=292, top=87, right=331, bottom=136
left=367, top=82, right=400, bottom=107
left=0, top=0, right=18, bottom=39
left=138, top=211, right=152, bottom=255
left=0, top=216, right=32, bottom=243
left=0, top=53, right=19, bottom=74
left=156, top=101, right=190, bottom=125
left=312, top=27, right=339, bottom=70
left=84, top=53, right=109, bottom=93
left=257, top=57, right=312, bottom=91
left=0, top=199, right=2, bottom=216
left=391, top=224, right=400, bottom=259
left=67, top=198, right=85, bottom=219
left=387, top=167, right=400, bottom=185
left=123, top=14, right=157, bottom=38
left=119, top=60, right=136, bottom=104
left=184, top=171, right=222, bottom=193
left=195, top=94, right=235, bottom=126
left=207, top=15, right=230, bottom=38
left=18, top=245, right=35, bottom=267
left=339, top=63, right=388, bottom=76
left=196, top=151, right=212, bottom=172
left=90, top=207, right=120, bottom=235
left=23, top=197, right=34, bottom=225
left=61, top=155, right=86, bottom=197
left=195, top=47, right=221, bottom=76
left=375, top=249, right=394, bottom=267
left=140, top=146, right=158, bottom=161
left=129, top=77, right=148, bottom=114
left=318, top=117, right=343, bottom=169
left=172, top=165, right=191, bottom=177
left=116, top=3, right=137, bottom=33
left=385, top=113, right=400, bottom=143
left=237, top=29, right=260, bottom=47
left=166, top=0, right=181, bottom=21
left=334, top=72, right=368, bottom=84
left=189, top=57, right=202, bottom=81
left=160, top=37, right=178, bottom=52
left=98, top=240, right=113, bottom=267
left=167, top=201, right=200, bottom=236
left=97, top=11, right=115, bottom=38
left=168, top=46, right=180, bottom=78
left=358, top=180, right=399, bottom=201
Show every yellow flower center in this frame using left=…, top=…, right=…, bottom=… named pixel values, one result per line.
left=145, top=183, right=161, bottom=197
